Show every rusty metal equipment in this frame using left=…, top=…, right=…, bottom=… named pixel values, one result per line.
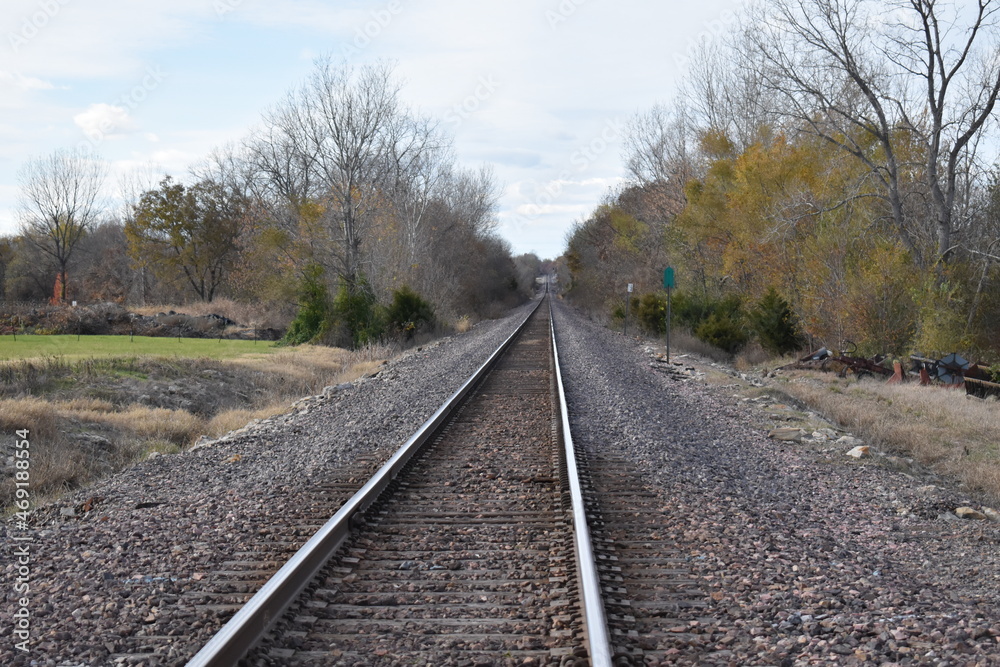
left=911, top=353, right=970, bottom=387
left=966, top=377, right=1000, bottom=399
left=793, top=346, right=893, bottom=379
left=910, top=353, right=1000, bottom=400
left=937, top=352, right=971, bottom=385
left=789, top=345, right=998, bottom=401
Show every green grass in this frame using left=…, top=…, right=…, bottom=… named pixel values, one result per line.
left=0, top=334, right=279, bottom=361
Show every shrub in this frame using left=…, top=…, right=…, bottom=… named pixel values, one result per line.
left=385, top=286, right=435, bottom=340
left=332, top=275, right=384, bottom=349
left=749, top=288, right=805, bottom=356
left=670, top=291, right=742, bottom=330
left=637, top=293, right=667, bottom=335
left=611, top=296, right=640, bottom=326
left=695, top=311, right=749, bottom=354
left=912, top=278, right=969, bottom=358
left=282, top=264, right=330, bottom=346
left=669, top=290, right=708, bottom=329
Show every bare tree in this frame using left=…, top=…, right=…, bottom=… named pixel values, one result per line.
left=400, top=164, right=502, bottom=312
left=249, top=59, right=441, bottom=291
left=747, top=0, right=1000, bottom=266
left=682, top=31, right=777, bottom=152
left=302, top=59, right=430, bottom=286
left=437, top=165, right=500, bottom=238
left=624, top=101, right=700, bottom=186
left=17, top=148, right=107, bottom=301
left=390, top=138, right=451, bottom=267
left=74, top=221, right=135, bottom=303
left=246, top=93, right=320, bottom=233
left=0, top=235, right=14, bottom=301
left=622, top=101, right=703, bottom=223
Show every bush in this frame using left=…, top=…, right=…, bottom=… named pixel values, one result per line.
left=611, top=296, right=640, bottom=326
left=748, top=288, right=805, bottom=356
left=695, top=311, right=749, bottom=354
left=282, top=264, right=330, bottom=345
left=332, top=275, right=384, bottom=349
left=637, top=293, right=667, bottom=335
left=670, top=291, right=742, bottom=330
left=669, top=290, right=710, bottom=330
left=385, top=286, right=435, bottom=340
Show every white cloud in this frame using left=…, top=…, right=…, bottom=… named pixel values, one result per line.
left=73, top=103, right=136, bottom=140
left=145, top=148, right=203, bottom=173
left=513, top=203, right=585, bottom=216
left=0, top=70, right=55, bottom=91
left=0, top=184, right=20, bottom=236
left=581, top=177, right=624, bottom=189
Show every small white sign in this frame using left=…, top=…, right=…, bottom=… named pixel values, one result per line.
left=627, top=283, right=633, bottom=293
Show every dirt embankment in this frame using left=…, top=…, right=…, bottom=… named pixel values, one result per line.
left=1, top=301, right=283, bottom=340
left=0, top=345, right=389, bottom=507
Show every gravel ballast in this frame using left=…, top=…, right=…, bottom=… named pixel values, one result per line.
left=6, top=294, right=1000, bottom=666
left=551, top=299, right=1000, bottom=666
left=1, top=301, right=536, bottom=667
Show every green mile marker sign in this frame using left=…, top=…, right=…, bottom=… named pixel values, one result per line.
left=663, top=267, right=675, bottom=289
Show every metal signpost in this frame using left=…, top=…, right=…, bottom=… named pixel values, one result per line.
left=663, top=268, right=675, bottom=362
left=624, top=283, right=633, bottom=336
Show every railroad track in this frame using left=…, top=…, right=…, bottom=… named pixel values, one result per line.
left=186, top=298, right=706, bottom=666
left=187, top=298, right=609, bottom=666
left=574, top=453, right=710, bottom=665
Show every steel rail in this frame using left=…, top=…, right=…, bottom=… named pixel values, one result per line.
left=187, top=298, right=543, bottom=667
left=550, top=299, right=613, bottom=667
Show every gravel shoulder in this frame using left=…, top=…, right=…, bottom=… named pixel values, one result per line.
left=1, top=300, right=536, bottom=666
left=552, top=298, right=1000, bottom=666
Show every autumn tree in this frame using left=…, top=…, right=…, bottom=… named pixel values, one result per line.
left=747, top=0, right=1000, bottom=266
left=16, top=148, right=107, bottom=302
left=682, top=31, right=777, bottom=153
left=125, top=176, right=245, bottom=302
left=252, top=59, right=439, bottom=287
left=566, top=1, right=1000, bottom=360
left=74, top=222, right=138, bottom=303
left=2, top=235, right=53, bottom=301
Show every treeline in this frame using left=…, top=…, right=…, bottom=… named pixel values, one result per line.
left=566, top=0, right=1000, bottom=361
left=1, top=59, right=542, bottom=346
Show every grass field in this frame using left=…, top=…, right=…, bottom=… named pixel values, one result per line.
left=0, top=334, right=279, bottom=361
left=0, top=338, right=394, bottom=509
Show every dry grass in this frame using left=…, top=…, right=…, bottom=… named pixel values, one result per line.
left=0, top=397, right=108, bottom=506
left=0, top=341, right=395, bottom=508
left=734, top=342, right=784, bottom=370
left=0, top=396, right=62, bottom=442
left=454, top=315, right=473, bottom=334
left=79, top=406, right=203, bottom=443
left=227, top=343, right=392, bottom=397
left=672, top=329, right=734, bottom=364
left=205, top=402, right=290, bottom=437
left=778, top=370, right=1000, bottom=499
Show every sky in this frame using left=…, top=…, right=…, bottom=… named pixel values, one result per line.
left=0, top=0, right=743, bottom=260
